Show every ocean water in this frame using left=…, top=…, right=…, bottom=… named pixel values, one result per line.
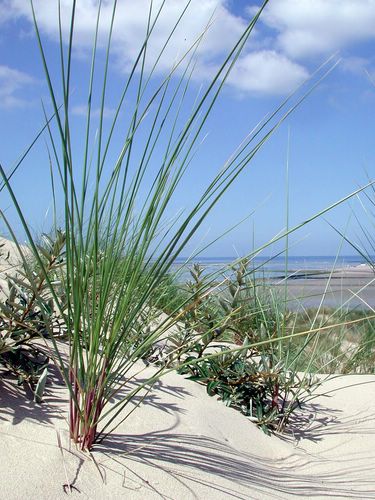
left=171, top=255, right=371, bottom=282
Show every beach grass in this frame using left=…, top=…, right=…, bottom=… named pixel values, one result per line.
left=2, top=0, right=288, bottom=450
left=1, top=0, right=375, bottom=455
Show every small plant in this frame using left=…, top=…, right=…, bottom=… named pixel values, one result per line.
left=1, top=346, right=49, bottom=401
left=0, top=230, right=66, bottom=401
left=162, top=259, right=320, bottom=433
left=180, top=341, right=319, bottom=433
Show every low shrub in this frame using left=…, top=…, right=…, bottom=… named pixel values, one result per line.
left=160, top=259, right=319, bottom=433
left=0, top=230, right=66, bottom=401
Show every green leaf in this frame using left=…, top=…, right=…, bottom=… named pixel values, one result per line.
left=207, top=380, right=220, bottom=395
left=34, top=367, right=48, bottom=404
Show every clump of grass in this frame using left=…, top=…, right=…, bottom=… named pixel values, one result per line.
left=1, top=0, right=372, bottom=451
left=3, top=0, right=293, bottom=451
left=151, top=272, right=190, bottom=316
left=276, top=304, right=374, bottom=374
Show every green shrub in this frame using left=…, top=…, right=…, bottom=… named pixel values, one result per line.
left=0, top=230, right=65, bottom=401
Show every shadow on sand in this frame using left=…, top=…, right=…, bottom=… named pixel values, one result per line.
left=93, top=379, right=375, bottom=499
left=0, top=363, right=66, bottom=426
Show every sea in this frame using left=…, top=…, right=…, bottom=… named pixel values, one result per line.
left=171, top=255, right=370, bottom=282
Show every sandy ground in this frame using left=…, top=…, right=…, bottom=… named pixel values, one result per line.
left=1, top=361, right=375, bottom=499
left=273, top=264, right=375, bottom=310
left=0, top=236, right=30, bottom=300
left=1, top=240, right=375, bottom=499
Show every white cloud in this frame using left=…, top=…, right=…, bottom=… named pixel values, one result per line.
left=251, top=0, right=375, bottom=60
left=228, top=50, right=308, bottom=95
left=1, top=0, right=312, bottom=96
left=0, top=65, right=36, bottom=108
left=4, top=1, right=247, bottom=66
left=72, top=104, right=116, bottom=119
left=340, top=56, right=370, bottom=75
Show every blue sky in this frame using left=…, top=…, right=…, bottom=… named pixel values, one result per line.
left=1, top=0, right=375, bottom=257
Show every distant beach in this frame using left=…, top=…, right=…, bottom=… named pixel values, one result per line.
left=173, top=255, right=371, bottom=276
left=273, top=263, right=375, bottom=310
left=173, top=256, right=375, bottom=310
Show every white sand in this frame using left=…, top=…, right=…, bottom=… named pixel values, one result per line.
left=1, top=363, right=375, bottom=499
left=1, top=238, right=375, bottom=498
left=0, top=236, right=29, bottom=300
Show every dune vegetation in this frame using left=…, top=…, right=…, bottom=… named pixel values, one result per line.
left=1, top=0, right=375, bottom=463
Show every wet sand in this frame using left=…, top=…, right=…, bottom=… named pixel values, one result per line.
left=272, top=264, right=375, bottom=310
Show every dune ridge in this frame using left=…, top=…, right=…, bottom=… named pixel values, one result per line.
left=1, top=363, right=375, bottom=499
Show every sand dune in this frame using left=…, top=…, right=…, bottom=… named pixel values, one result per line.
left=1, top=238, right=374, bottom=498
left=1, top=362, right=374, bottom=499
left=0, top=236, right=30, bottom=300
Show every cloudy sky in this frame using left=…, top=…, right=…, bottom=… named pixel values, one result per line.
left=1, top=0, right=375, bottom=257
